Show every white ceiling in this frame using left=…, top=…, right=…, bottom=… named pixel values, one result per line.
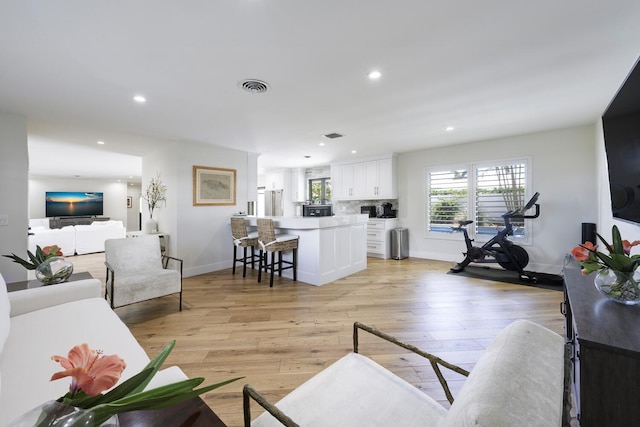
left=1, top=1, right=639, bottom=183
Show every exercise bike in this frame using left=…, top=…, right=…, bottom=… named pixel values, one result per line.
left=449, top=192, right=540, bottom=282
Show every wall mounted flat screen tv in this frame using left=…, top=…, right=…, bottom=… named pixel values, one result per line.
left=45, top=192, right=104, bottom=218
left=603, top=57, right=640, bottom=224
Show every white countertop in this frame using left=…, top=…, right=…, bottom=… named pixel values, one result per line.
left=242, top=214, right=369, bottom=229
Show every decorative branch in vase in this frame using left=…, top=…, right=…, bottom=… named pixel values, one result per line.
left=141, top=172, right=167, bottom=234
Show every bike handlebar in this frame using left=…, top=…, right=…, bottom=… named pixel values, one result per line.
left=505, top=203, right=540, bottom=220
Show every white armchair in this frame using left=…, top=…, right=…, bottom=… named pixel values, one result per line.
left=104, top=235, right=183, bottom=310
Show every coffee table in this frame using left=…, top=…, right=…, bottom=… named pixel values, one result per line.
left=6, top=271, right=94, bottom=292
left=118, top=396, right=227, bottom=426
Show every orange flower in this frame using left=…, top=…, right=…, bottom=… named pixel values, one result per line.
left=622, top=240, right=640, bottom=255
left=51, top=343, right=126, bottom=396
left=42, top=245, right=63, bottom=257
left=571, top=241, right=596, bottom=261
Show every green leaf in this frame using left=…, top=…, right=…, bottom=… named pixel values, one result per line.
left=596, top=231, right=613, bottom=253
left=34, top=246, right=46, bottom=264
left=2, top=253, right=37, bottom=269
left=611, top=225, right=624, bottom=255
left=89, top=376, right=243, bottom=420
left=130, top=340, right=176, bottom=394
left=68, top=368, right=155, bottom=408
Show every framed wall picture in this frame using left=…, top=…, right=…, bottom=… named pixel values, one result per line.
left=126, top=196, right=133, bottom=208
left=193, top=165, right=236, bottom=206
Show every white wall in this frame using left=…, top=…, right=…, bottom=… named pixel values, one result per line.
left=398, top=124, right=598, bottom=274
left=142, top=141, right=258, bottom=277
left=28, top=177, right=128, bottom=225
left=0, top=113, right=29, bottom=282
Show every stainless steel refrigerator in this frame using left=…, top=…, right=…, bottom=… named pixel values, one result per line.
left=264, top=189, right=284, bottom=216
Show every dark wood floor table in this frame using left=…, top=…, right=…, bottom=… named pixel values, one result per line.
left=118, top=396, right=227, bottom=426
left=6, top=271, right=94, bottom=292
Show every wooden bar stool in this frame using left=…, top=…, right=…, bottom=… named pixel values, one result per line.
left=257, top=218, right=299, bottom=287
left=231, top=217, right=260, bottom=277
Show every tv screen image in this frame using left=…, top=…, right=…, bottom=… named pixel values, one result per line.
left=602, top=57, right=640, bottom=224
left=45, top=192, right=104, bottom=217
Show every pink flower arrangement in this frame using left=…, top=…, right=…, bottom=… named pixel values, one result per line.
left=3, top=245, right=63, bottom=270
left=571, top=225, right=640, bottom=275
left=41, top=341, right=241, bottom=426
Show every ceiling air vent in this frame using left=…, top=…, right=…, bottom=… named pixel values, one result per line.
left=323, top=132, right=344, bottom=139
left=239, top=79, right=270, bottom=94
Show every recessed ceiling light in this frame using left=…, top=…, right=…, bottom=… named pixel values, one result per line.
left=445, top=126, right=455, bottom=132
left=133, top=95, right=147, bottom=103
left=319, top=142, right=325, bottom=146
left=97, top=140, right=105, bottom=145
left=351, top=150, right=357, bottom=154
left=368, top=70, right=382, bottom=80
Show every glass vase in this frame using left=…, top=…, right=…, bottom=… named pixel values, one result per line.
left=8, top=400, right=119, bottom=426
left=594, top=269, right=640, bottom=305
left=35, top=256, right=74, bottom=285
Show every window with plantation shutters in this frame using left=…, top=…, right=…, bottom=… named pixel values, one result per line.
left=426, top=168, right=469, bottom=233
left=474, top=161, right=527, bottom=236
left=426, top=158, right=531, bottom=242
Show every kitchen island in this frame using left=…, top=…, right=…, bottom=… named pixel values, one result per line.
left=243, top=214, right=368, bottom=286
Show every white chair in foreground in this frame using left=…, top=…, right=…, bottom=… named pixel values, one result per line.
left=104, top=235, right=183, bottom=310
left=243, top=319, right=571, bottom=426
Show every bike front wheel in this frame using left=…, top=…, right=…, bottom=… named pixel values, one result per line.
left=497, top=245, right=529, bottom=271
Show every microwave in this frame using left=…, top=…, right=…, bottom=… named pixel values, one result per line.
left=303, top=205, right=333, bottom=217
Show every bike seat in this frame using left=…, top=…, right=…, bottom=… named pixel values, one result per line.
left=458, top=220, right=474, bottom=226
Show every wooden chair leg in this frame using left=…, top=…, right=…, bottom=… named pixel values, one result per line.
left=293, top=248, right=297, bottom=281
left=270, top=251, right=276, bottom=287
left=278, top=251, right=283, bottom=277
left=258, top=250, right=264, bottom=282
left=242, top=247, right=248, bottom=277
left=232, top=245, right=237, bottom=275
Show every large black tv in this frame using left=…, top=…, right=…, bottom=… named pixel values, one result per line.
left=45, top=191, right=104, bottom=218
left=603, top=57, right=640, bottom=224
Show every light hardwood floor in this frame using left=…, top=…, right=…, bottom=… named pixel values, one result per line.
left=71, top=253, right=566, bottom=427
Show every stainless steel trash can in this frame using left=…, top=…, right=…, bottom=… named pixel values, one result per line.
left=390, top=228, right=408, bottom=260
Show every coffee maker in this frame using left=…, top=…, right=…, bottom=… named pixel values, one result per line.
left=380, top=202, right=397, bottom=218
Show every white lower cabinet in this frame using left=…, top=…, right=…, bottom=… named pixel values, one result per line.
left=366, top=219, right=398, bottom=259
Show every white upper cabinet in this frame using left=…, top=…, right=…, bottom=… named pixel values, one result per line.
left=367, top=157, right=396, bottom=199
left=339, top=162, right=365, bottom=199
left=331, top=154, right=397, bottom=200
left=265, top=170, right=285, bottom=190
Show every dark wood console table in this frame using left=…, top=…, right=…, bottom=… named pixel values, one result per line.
left=118, top=396, right=226, bottom=426
left=563, top=261, right=640, bottom=426
left=49, top=216, right=110, bottom=228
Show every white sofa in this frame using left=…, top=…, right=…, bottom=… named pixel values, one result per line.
left=28, top=219, right=127, bottom=255
left=74, top=220, right=126, bottom=254
left=0, top=272, right=188, bottom=425
left=28, top=219, right=76, bottom=256
left=244, top=320, right=571, bottom=426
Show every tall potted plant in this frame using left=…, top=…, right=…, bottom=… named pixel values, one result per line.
left=141, top=172, right=166, bottom=233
